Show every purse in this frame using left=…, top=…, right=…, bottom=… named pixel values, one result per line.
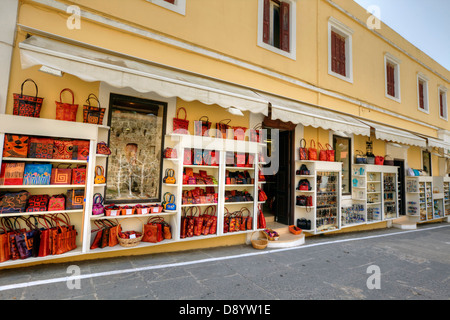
left=23, top=163, right=52, bottom=185
left=3, top=134, right=29, bottom=158
left=72, top=140, right=90, bottom=160
left=0, top=191, right=30, bottom=213
left=308, top=140, right=317, bottom=161
left=162, top=192, right=176, bottom=211
left=142, top=216, right=164, bottom=243
left=163, top=168, right=176, bottom=184
left=28, top=137, right=53, bottom=159
left=375, top=156, right=384, bottom=165
left=257, top=205, right=266, bottom=229
left=216, top=119, right=231, bottom=139
left=318, top=142, right=327, bottom=161
left=48, top=194, right=66, bottom=211
left=297, top=179, right=311, bottom=191
left=3, top=162, right=25, bottom=185
left=163, top=147, right=177, bottom=159
left=72, top=165, right=87, bottom=185
left=26, top=194, right=50, bottom=212
left=297, top=218, right=311, bottom=230
left=83, top=94, right=105, bottom=125
left=173, top=107, right=189, bottom=134
left=55, top=88, right=78, bottom=122
left=299, top=138, right=308, bottom=160
left=66, top=189, right=84, bottom=210
left=96, top=141, right=111, bottom=155
left=194, top=116, right=211, bottom=137
left=13, top=79, right=43, bottom=118
left=51, top=164, right=72, bottom=185
left=325, top=143, right=335, bottom=162
left=94, top=166, right=106, bottom=184
left=53, top=139, right=74, bottom=160
left=92, top=193, right=104, bottom=216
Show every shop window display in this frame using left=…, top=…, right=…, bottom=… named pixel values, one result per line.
left=105, top=94, right=167, bottom=203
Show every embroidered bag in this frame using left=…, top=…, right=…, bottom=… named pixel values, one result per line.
left=53, top=139, right=74, bottom=160
left=72, top=165, right=87, bottom=185
left=3, top=162, right=25, bottom=185
left=48, top=194, right=66, bottom=211
left=26, top=194, right=50, bottom=212
left=13, top=79, right=43, bottom=118
left=83, top=94, right=105, bottom=125
left=173, top=107, right=189, bottom=134
left=28, top=137, right=53, bottom=159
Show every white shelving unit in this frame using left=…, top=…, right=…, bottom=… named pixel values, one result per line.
left=405, top=176, right=442, bottom=223
left=295, top=160, right=342, bottom=234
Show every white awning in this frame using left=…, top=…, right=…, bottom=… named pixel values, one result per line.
left=360, top=120, right=427, bottom=148
left=424, top=137, right=450, bottom=151
left=19, top=35, right=268, bottom=115
left=261, top=93, right=371, bottom=137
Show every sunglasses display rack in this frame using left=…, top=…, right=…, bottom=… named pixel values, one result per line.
left=295, top=160, right=342, bottom=234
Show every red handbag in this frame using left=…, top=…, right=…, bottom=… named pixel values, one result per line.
left=375, top=156, right=384, bottom=165
left=308, top=140, right=317, bottom=161
left=28, top=137, right=53, bottom=159
left=318, top=143, right=327, bottom=161
left=3, top=134, right=29, bottom=158
left=326, top=143, right=335, bottom=162
left=26, top=194, right=50, bottom=212
left=173, top=107, right=189, bottom=134
left=258, top=188, right=268, bottom=201
left=72, top=166, right=86, bottom=185
left=142, top=216, right=164, bottom=243
left=72, top=140, right=90, bottom=160
left=53, top=139, right=74, bottom=160
left=96, top=142, right=111, bottom=155
left=55, top=88, right=78, bottom=122
left=51, top=164, right=72, bottom=185
left=257, top=205, right=266, bottom=229
left=13, top=79, right=43, bottom=118
left=48, top=194, right=66, bottom=211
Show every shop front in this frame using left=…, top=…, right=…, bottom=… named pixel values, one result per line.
left=1, top=31, right=449, bottom=269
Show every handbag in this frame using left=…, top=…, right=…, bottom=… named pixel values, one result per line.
left=163, top=168, right=176, bottom=184
left=308, top=140, right=317, bottom=161
left=83, top=94, right=105, bottom=125
left=318, top=142, right=327, bottom=161
left=297, top=179, right=311, bottom=191
left=0, top=218, right=11, bottom=262
left=13, top=79, right=43, bottom=118
left=163, top=147, right=177, bottom=159
left=216, top=119, right=231, bottom=139
left=51, top=213, right=77, bottom=254
left=3, top=162, right=25, bottom=185
left=96, top=142, right=111, bottom=155
left=299, top=138, right=308, bottom=160
left=194, top=116, right=211, bottom=137
left=26, top=194, right=50, bottom=212
left=3, top=134, right=29, bottom=158
left=72, top=165, right=87, bottom=185
left=92, top=193, right=104, bottom=215
left=355, top=150, right=367, bottom=164
left=297, top=218, right=311, bottom=230
left=325, top=143, right=335, bottom=162
left=384, top=155, right=394, bottom=166
left=162, top=192, right=176, bottom=211
left=173, top=107, right=189, bottom=134
left=193, top=207, right=203, bottom=236
left=233, top=126, right=247, bottom=141
left=375, top=156, right=384, bottom=165
left=183, top=148, right=192, bottom=165
left=258, top=188, right=268, bottom=201
left=142, top=216, right=164, bottom=243
left=72, top=140, right=90, bottom=160
left=23, top=163, right=52, bottom=185
left=249, top=124, right=262, bottom=143
left=48, top=194, right=66, bottom=211
left=28, top=136, right=53, bottom=159
left=0, top=191, right=30, bottom=214
left=94, top=166, right=106, bottom=184
left=66, top=189, right=84, bottom=210
left=55, top=88, right=78, bottom=122
left=257, top=205, right=266, bottom=229
left=53, top=139, right=74, bottom=160
left=51, top=164, right=72, bottom=185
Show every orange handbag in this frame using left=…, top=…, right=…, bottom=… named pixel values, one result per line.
left=308, top=140, right=317, bottom=161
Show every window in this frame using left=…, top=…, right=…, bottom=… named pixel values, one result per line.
left=147, top=0, right=186, bottom=15
left=328, top=17, right=353, bottom=83
left=384, top=53, right=401, bottom=102
left=439, top=87, right=448, bottom=120
left=105, top=94, right=167, bottom=204
left=417, top=73, right=429, bottom=113
left=333, top=135, right=351, bottom=195
left=258, top=0, right=296, bottom=59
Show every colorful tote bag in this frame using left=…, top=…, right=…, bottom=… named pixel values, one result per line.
left=0, top=191, right=30, bottom=213
left=55, top=88, right=78, bottom=122
left=23, top=163, right=52, bottom=185
left=48, top=194, right=66, bottom=211
left=26, top=194, right=50, bottom=212
left=28, top=137, right=54, bottom=159
left=53, top=139, right=74, bottom=160
left=72, top=140, right=90, bottom=160
left=13, top=79, right=43, bottom=118
left=3, top=134, right=29, bottom=158
left=3, top=162, right=25, bottom=185
left=51, top=165, right=72, bottom=185
left=66, top=189, right=84, bottom=210
left=72, top=166, right=86, bottom=185
left=83, top=94, right=105, bottom=125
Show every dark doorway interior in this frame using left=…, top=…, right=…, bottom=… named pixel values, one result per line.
left=394, top=159, right=406, bottom=216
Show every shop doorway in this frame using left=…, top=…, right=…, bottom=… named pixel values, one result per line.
left=261, top=121, right=295, bottom=226
left=394, top=159, right=406, bottom=215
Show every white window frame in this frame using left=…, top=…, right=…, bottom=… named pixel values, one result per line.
left=257, top=0, right=297, bottom=60
left=384, top=52, right=401, bottom=103
left=417, top=72, right=429, bottom=114
left=328, top=17, right=354, bottom=83
left=147, top=0, right=186, bottom=15
left=438, top=86, right=448, bottom=121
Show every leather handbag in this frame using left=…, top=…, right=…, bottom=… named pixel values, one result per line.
left=96, top=142, right=111, bottom=155
left=3, top=134, right=29, bottom=158
left=13, top=79, right=43, bottom=118
left=143, top=216, right=164, bottom=243
left=72, top=140, right=90, bottom=160
left=26, top=194, right=50, bottom=212
left=163, top=168, right=176, bottom=184
left=249, top=123, right=262, bottom=143
left=173, top=107, right=189, bottom=134
left=23, top=163, right=52, bottom=185
left=94, top=166, right=106, bottom=184
left=375, top=156, right=384, bottom=165
left=92, top=193, right=104, bottom=216
left=0, top=218, right=11, bottom=262
left=28, top=137, right=53, bottom=159
left=83, top=94, right=105, bottom=125
left=48, top=194, right=66, bottom=211
left=297, top=218, right=311, bottom=230
left=53, top=139, right=74, bottom=160
left=257, top=205, right=266, bottom=229
left=258, top=188, right=268, bottom=201
left=51, top=164, right=72, bottom=185
left=163, top=147, right=177, bottom=159
left=308, top=140, right=317, bottom=161
left=162, top=192, right=176, bottom=211
left=299, top=138, right=308, bottom=160
left=55, top=88, right=78, bottom=122
left=297, top=179, right=311, bottom=191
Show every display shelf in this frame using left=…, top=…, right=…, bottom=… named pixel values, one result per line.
left=0, top=209, right=84, bottom=218
left=405, top=176, right=435, bottom=223
left=0, top=184, right=85, bottom=189
left=295, top=160, right=342, bottom=234
left=2, top=157, right=88, bottom=164
left=91, top=211, right=177, bottom=220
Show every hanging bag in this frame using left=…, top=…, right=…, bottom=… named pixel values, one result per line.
left=250, top=123, right=262, bottom=143
left=13, top=79, right=43, bottom=118
left=55, top=88, right=78, bottom=122
left=96, top=142, right=111, bottom=155
left=308, top=140, right=317, bottom=161
left=257, top=205, right=266, bottom=229
left=83, top=94, right=105, bottom=125
left=299, top=138, right=308, bottom=160
left=173, top=107, right=189, bottom=134
left=325, top=143, right=335, bottom=162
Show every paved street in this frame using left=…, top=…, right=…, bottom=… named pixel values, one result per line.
left=0, top=222, right=449, bottom=306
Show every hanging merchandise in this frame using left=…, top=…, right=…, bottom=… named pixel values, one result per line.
left=173, top=107, right=189, bottom=134
left=94, top=166, right=106, bottom=184
left=308, top=140, right=317, bottom=161
left=2, top=134, right=29, bottom=158
left=233, top=125, right=247, bottom=141
left=384, top=155, right=394, bottom=166
left=299, top=138, right=308, bottom=160
left=163, top=168, right=176, bottom=184
left=194, top=116, right=211, bottom=136
left=13, top=79, right=43, bottom=118
left=55, top=88, right=78, bottom=122
left=82, top=94, right=105, bottom=125
left=257, top=205, right=266, bottom=229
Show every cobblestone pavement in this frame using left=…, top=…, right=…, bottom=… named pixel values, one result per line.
left=0, top=222, right=449, bottom=306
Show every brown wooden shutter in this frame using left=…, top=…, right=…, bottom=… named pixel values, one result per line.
left=386, top=63, right=395, bottom=97
left=263, top=0, right=270, bottom=44
left=280, top=1, right=290, bottom=52
left=440, top=92, right=445, bottom=117
left=419, top=81, right=424, bottom=109
left=331, top=31, right=346, bottom=76
left=164, top=0, right=175, bottom=4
